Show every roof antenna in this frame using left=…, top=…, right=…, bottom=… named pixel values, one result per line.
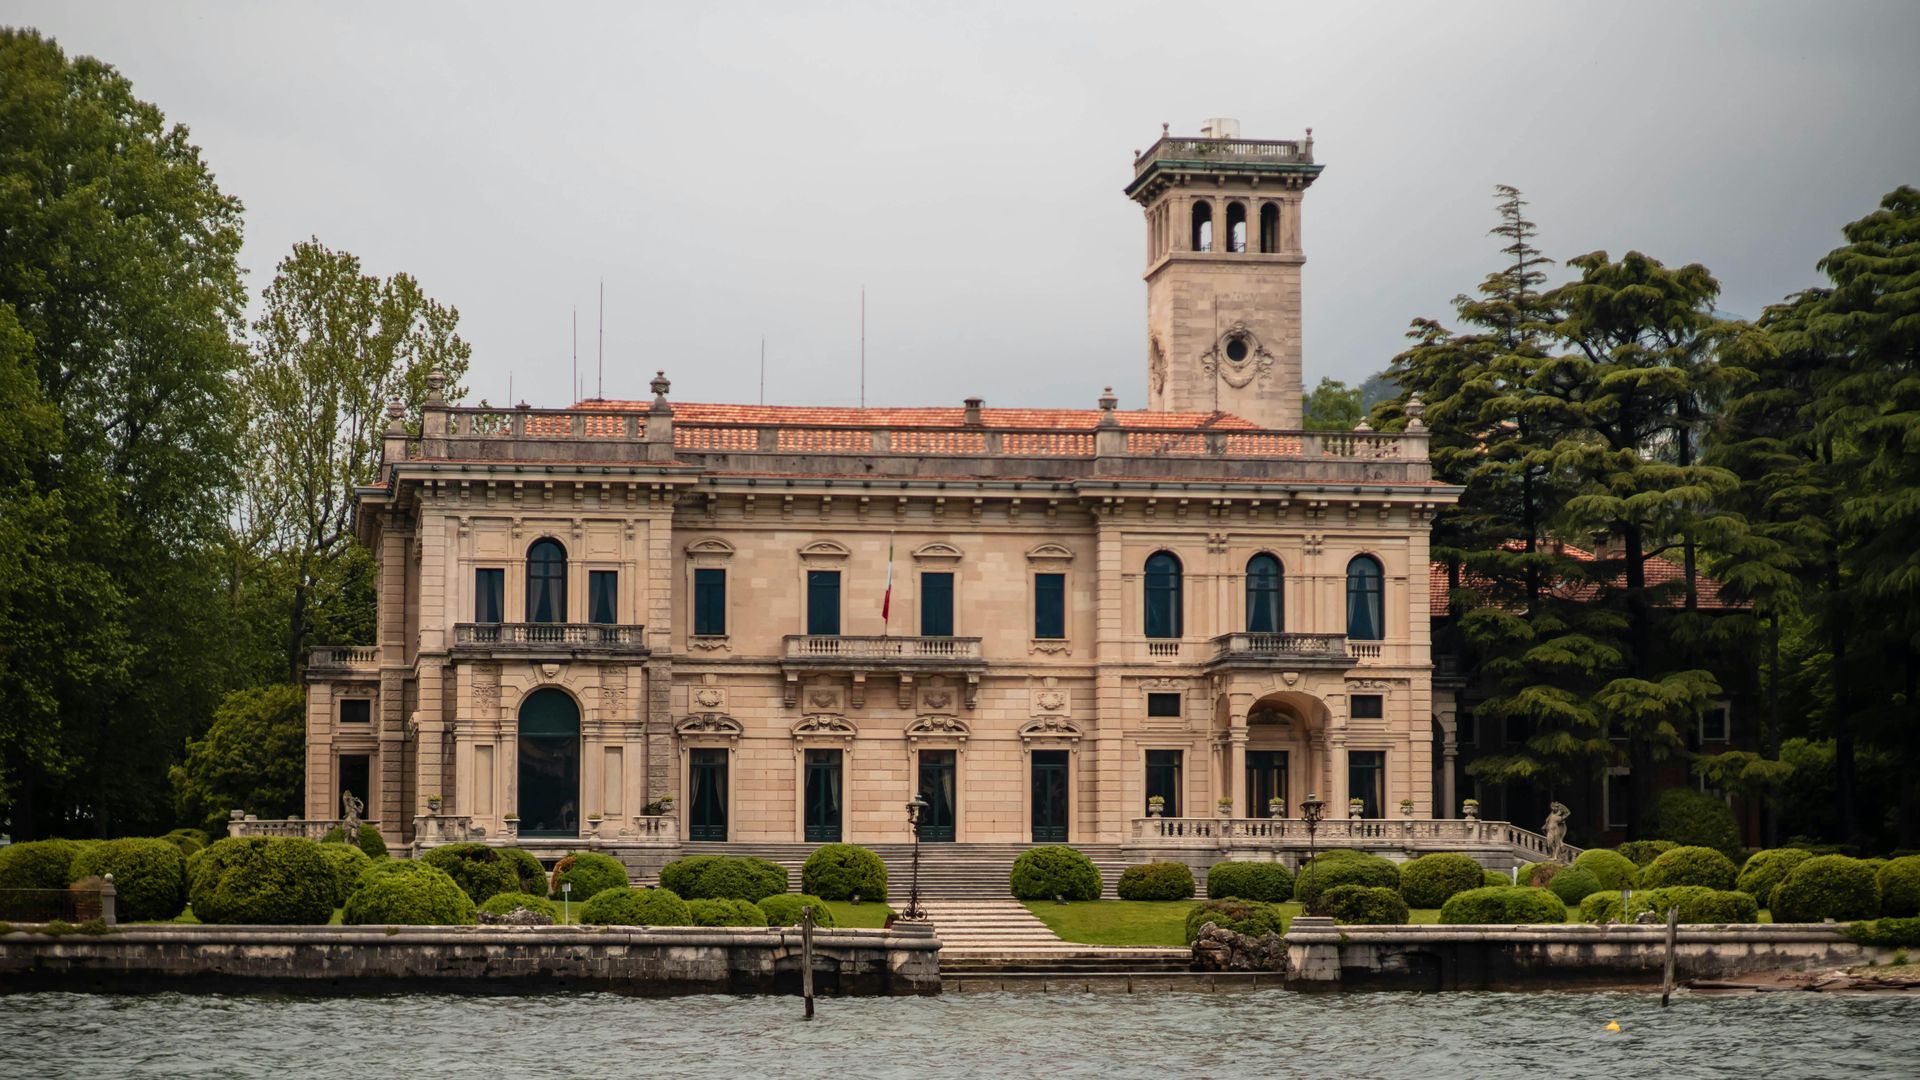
left=859, top=285, right=866, bottom=410
left=597, top=279, right=605, bottom=400
left=760, top=334, right=766, bottom=406
left=571, top=306, right=578, bottom=404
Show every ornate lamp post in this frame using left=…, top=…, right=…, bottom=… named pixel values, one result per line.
left=904, top=794, right=929, bottom=920
left=1299, top=792, right=1326, bottom=903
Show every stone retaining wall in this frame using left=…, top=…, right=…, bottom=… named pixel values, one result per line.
left=0, top=923, right=941, bottom=997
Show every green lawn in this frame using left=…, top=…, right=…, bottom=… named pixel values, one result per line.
left=1022, top=899, right=1591, bottom=946
left=821, top=900, right=894, bottom=928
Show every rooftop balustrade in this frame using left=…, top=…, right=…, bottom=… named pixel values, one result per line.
left=1132, top=134, right=1314, bottom=178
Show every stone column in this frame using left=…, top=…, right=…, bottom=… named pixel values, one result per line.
left=1229, top=726, right=1248, bottom=817
left=1439, top=707, right=1458, bottom=819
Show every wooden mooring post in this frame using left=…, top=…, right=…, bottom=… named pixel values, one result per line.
left=801, top=904, right=816, bottom=1019
left=1661, top=906, right=1679, bottom=1006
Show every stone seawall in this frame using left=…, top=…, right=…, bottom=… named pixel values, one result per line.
left=0, top=923, right=941, bottom=997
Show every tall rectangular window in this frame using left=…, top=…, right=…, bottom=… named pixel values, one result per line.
left=920, top=572, right=954, bottom=637
left=1351, top=694, right=1384, bottom=719
left=474, top=568, right=504, bottom=623
left=588, top=570, right=618, bottom=625
left=339, top=699, right=371, bottom=724
left=1145, top=750, right=1183, bottom=817
left=1348, top=751, right=1385, bottom=818
left=338, top=754, right=371, bottom=817
left=807, top=570, right=841, bottom=636
left=1146, top=692, right=1182, bottom=717
left=1033, top=573, right=1066, bottom=639
left=694, top=568, right=727, bottom=636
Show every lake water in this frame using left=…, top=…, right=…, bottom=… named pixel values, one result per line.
left=2, top=989, right=1916, bottom=1079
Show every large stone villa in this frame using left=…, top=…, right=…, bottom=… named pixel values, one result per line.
left=300, top=120, right=1578, bottom=876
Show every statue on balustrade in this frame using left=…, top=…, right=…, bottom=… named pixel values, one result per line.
left=342, top=789, right=364, bottom=833
left=1543, top=802, right=1571, bottom=862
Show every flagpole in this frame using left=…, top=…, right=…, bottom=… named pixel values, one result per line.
left=881, top=532, right=895, bottom=638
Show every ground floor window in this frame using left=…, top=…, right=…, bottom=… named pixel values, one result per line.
left=804, top=749, right=842, bottom=842
left=689, top=748, right=729, bottom=841
left=337, top=754, right=370, bottom=819
left=1348, top=751, right=1385, bottom=817
left=1145, top=749, right=1183, bottom=816
left=917, top=750, right=956, bottom=841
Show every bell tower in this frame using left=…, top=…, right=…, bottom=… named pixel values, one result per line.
left=1127, top=118, right=1322, bottom=428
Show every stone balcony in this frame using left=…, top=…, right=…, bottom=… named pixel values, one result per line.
left=451, top=622, right=650, bottom=660
left=307, top=645, right=378, bottom=677
left=780, top=635, right=986, bottom=709
left=1205, top=632, right=1358, bottom=671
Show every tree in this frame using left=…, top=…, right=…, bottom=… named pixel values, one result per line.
left=169, top=685, right=306, bottom=835
left=243, top=239, right=470, bottom=680
left=1301, top=377, right=1362, bottom=430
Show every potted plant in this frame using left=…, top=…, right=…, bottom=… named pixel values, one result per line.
left=425, top=793, right=442, bottom=813
left=586, top=811, right=604, bottom=838
left=1147, top=795, right=1166, bottom=817
left=1217, top=797, right=1235, bottom=817
left=1461, top=798, right=1480, bottom=821
left=502, top=813, right=519, bottom=838
left=1348, top=797, right=1366, bottom=818
left=1399, top=798, right=1415, bottom=817
left=1268, top=796, right=1286, bottom=818
left=643, top=795, right=675, bottom=817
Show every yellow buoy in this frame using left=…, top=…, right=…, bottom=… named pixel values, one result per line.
left=1605, top=1020, right=1622, bottom=1033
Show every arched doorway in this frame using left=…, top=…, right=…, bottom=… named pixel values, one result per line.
left=518, top=688, right=580, bottom=836
left=1240, top=691, right=1329, bottom=818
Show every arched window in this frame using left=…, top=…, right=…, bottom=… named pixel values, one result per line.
left=1246, top=554, right=1283, bottom=634
left=1190, top=201, right=1213, bottom=252
left=1346, top=555, right=1385, bottom=641
left=1259, top=202, right=1280, bottom=253
left=527, top=539, right=567, bottom=623
left=517, top=688, right=580, bottom=836
left=1226, top=202, right=1247, bottom=253
left=1144, top=551, right=1183, bottom=639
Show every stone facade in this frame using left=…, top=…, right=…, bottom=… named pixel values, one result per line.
left=305, top=121, right=1461, bottom=853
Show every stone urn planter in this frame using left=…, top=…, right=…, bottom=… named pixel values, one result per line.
left=502, top=816, right=520, bottom=839
left=425, top=794, right=442, bottom=814
left=1399, top=799, right=1415, bottom=817
left=1348, top=798, right=1366, bottom=818
left=586, top=815, right=604, bottom=839
left=1147, top=796, right=1165, bottom=818
left=1461, top=799, right=1480, bottom=822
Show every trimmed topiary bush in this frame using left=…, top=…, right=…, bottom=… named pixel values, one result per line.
left=1546, top=866, right=1602, bottom=907
left=1205, top=861, right=1294, bottom=902
left=0, top=839, right=84, bottom=891
left=498, top=848, right=548, bottom=896
left=1484, top=869, right=1513, bottom=887
left=1736, top=848, right=1812, bottom=905
left=1847, top=917, right=1920, bottom=948
left=1583, top=886, right=1759, bottom=924
left=1642, top=846, right=1739, bottom=891
left=1183, top=898, right=1284, bottom=943
left=550, top=852, right=628, bottom=902
left=187, top=837, right=336, bottom=925
left=1010, top=846, right=1101, bottom=901
left=1117, top=862, right=1196, bottom=901
left=1875, top=856, right=1920, bottom=918
left=687, top=897, right=770, bottom=927
left=69, top=838, right=187, bottom=922
left=1319, top=884, right=1410, bottom=925
left=321, top=824, right=387, bottom=859
left=758, top=894, right=837, bottom=927
left=1645, top=786, right=1741, bottom=856
left=315, top=843, right=373, bottom=907
left=342, top=861, right=475, bottom=925
left=1515, top=861, right=1567, bottom=887
left=1770, top=855, right=1882, bottom=923
left=478, top=891, right=559, bottom=920
left=1616, top=840, right=1676, bottom=867
left=162, top=829, right=211, bottom=856
left=801, top=844, right=889, bottom=901
left=580, top=886, right=691, bottom=927
left=421, top=843, right=523, bottom=905
left=658, top=855, right=788, bottom=901
left=1439, top=886, right=1568, bottom=925
left=1580, top=890, right=1628, bottom=923
left=1399, top=853, right=1486, bottom=909
left=1293, top=850, right=1399, bottom=906
left=1573, top=849, right=1640, bottom=893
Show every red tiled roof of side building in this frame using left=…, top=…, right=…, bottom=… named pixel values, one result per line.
left=576, top=400, right=1264, bottom=431
left=1429, top=544, right=1738, bottom=613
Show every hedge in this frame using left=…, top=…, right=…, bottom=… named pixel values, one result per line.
left=1573, top=849, right=1640, bottom=893
left=187, top=837, right=336, bottom=925
left=758, top=894, right=838, bottom=927
left=1205, top=861, right=1294, bottom=903
left=1484, top=869, right=1513, bottom=887
left=342, top=861, right=476, bottom=925
left=1293, top=850, right=1398, bottom=907
left=580, top=886, right=691, bottom=927
left=1009, top=846, right=1101, bottom=901
left=1183, top=899, right=1284, bottom=943
left=1876, top=856, right=1920, bottom=918
left=1644, top=786, right=1741, bottom=856
left=1847, top=917, right=1920, bottom=948
left=69, top=838, right=187, bottom=922
left=315, top=843, right=373, bottom=907
left=0, top=839, right=85, bottom=891
left=687, top=897, right=770, bottom=927
left=1769, top=855, right=1881, bottom=923
left=1439, top=886, right=1567, bottom=925
left=321, top=824, right=387, bottom=860
left=1398, top=854, right=1486, bottom=909
left=1580, top=890, right=1629, bottom=923
left=659, top=855, right=788, bottom=902
left=478, top=891, right=560, bottom=920
left=1117, top=862, right=1195, bottom=901
left=1319, top=884, right=1410, bottom=925
left=421, top=843, right=524, bottom=905
left=1616, top=840, right=1677, bottom=867
left=550, top=852, right=629, bottom=902
left=802, top=844, right=889, bottom=901
left=1735, top=848, right=1812, bottom=905
left=1641, top=846, right=1738, bottom=891
left=1545, top=866, right=1602, bottom=907
left=1581, top=887, right=1758, bottom=925
left=162, top=829, right=212, bottom=856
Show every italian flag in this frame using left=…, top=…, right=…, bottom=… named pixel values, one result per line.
left=881, top=535, right=895, bottom=625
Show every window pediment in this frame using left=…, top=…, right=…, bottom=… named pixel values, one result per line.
left=685, top=537, right=736, bottom=559
left=797, top=539, right=852, bottom=561
left=912, top=542, right=964, bottom=563
left=1026, top=542, right=1075, bottom=564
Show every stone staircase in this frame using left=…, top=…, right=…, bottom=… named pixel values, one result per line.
left=677, top=842, right=1155, bottom=900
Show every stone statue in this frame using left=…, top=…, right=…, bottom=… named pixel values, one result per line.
left=341, top=789, right=365, bottom=833
left=1543, top=802, right=1571, bottom=861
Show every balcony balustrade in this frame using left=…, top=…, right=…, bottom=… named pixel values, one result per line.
left=1206, top=632, right=1356, bottom=670
left=452, top=622, right=649, bottom=658
left=1128, top=816, right=1578, bottom=860
left=307, top=645, right=378, bottom=674
left=780, top=635, right=986, bottom=710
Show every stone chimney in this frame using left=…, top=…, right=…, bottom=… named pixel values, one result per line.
left=646, top=370, right=674, bottom=461
left=963, top=397, right=984, bottom=426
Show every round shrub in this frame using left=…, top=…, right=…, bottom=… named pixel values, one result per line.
left=1009, top=846, right=1101, bottom=901
left=1580, top=890, right=1628, bottom=923
left=1183, top=899, right=1284, bottom=943
left=1875, top=856, right=1920, bottom=918
left=1639, top=886, right=1760, bottom=924
left=69, top=838, right=186, bottom=922
left=321, top=824, right=387, bottom=859
left=581, top=886, right=691, bottom=927
left=1546, top=866, right=1602, bottom=907
left=342, top=861, right=475, bottom=925
left=1439, top=886, right=1568, bottom=925
left=498, top=848, right=548, bottom=895
left=1319, top=884, right=1410, bottom=925
left=1516, top=861, right=1567, bottom=887
left=421, top=843, right=522, bottom=905
left=550, top=852, right=628, bottom=902
left=1117, top=862, right=1196, bottom=901
left=1617, top=840, right=1677, bottom=867
left=659, top=855, right=788, bottom=901
left=1293, top=850, right=1399, bottom=906
left=1484, top=869, right=1513, bottom=887
left=315, top=843, right=373, bottom=907
left=187, top=837, right=335, bottom=925
left=687, top=897, right=770, bottom=927
left=1205, top=861, right=1293, bottom=902
left=1573, top=849, right=1640, bottom=892
left=479, top=891, right=560, bottom=920
left=1642, top=846, right=1739, bottom=891
left=0, top=839, right=85, bottom=891
left=802, top=844, right=889, bottom=901
left=1770, top=855, right=1882, bottom=922
left=1398, top=853, right=1485, bottom=909
left=1736, top=848, right=1812, bottom=904
left=1645, top=786, right=1741, bottom=856
left=758, top=894, right=837, bottom=927
left=162, top=829, right=211, bottom=856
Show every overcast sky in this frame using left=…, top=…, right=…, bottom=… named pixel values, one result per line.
left=10, top=1, right=1919, bottom=412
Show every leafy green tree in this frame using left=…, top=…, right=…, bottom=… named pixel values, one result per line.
left=169, top=685, right=306, bottom=835
left=1301, top=377, right=1362, bottom=430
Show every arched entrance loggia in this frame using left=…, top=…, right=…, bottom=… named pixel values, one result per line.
left=1218, top=688, right=1331, bottom=818
left=517, top=687, right=581, bottom=837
